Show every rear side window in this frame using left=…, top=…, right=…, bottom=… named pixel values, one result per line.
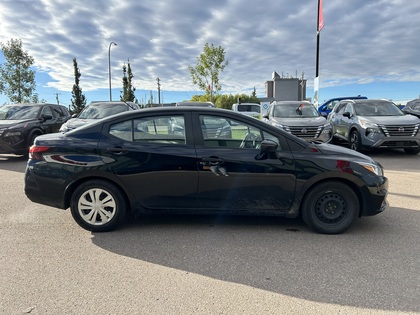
left=51, top=106, right=69, bottom=118
left=109, top=115, right=186, bottom=145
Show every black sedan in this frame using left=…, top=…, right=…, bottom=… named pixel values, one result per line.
left=24, top=107, right=388, bottom=234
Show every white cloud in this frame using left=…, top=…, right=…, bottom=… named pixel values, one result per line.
left=1, top=0, right=420, bottom=102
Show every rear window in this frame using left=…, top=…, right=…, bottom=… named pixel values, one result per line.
left=237, top=104, right=261, bottom=113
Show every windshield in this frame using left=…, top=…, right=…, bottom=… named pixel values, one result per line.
left=354, top=101, right=404, bottom=116
left=78, top=103, right=129, bottom=119
left=237, top=104, right=261, bottom=113
left=0, top=105, right=40, bottom=120
left=273, top=103, right=319, bottom=118
left=407, top=102, right=420, bottom=111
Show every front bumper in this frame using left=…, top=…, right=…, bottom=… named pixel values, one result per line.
left=360, top=176, right=389, bottom=216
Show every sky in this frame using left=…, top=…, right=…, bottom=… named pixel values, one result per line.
left=1, top=0, right=420, bottom=107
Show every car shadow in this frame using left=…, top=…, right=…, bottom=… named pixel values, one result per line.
left=91, top=209, right=420, bottom=313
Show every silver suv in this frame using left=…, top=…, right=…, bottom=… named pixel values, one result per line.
left=328, top=99, right=420, bottom=154
left=263, top=101, right=332, bottom=143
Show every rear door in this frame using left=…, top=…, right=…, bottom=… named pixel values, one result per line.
left=99, top=112, right=199, bottom=210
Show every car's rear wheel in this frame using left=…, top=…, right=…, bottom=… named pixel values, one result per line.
left=349, top=130, right=362, bottom=151
left=70, top=180, right=127, bottom=232
left=404, top=148, right=420, bottom=154
left=301, top=181, right=359, bottom=234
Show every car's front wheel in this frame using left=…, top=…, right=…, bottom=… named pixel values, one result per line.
left=301, top=181, right=359, bottom=234
left=70, top=180, right=127, bottom=232
left=349, top=130, right=362, bottom=151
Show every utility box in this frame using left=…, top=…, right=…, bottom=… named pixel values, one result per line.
left=265, top=71, right=306, bottom=101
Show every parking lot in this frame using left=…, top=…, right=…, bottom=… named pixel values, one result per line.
left=0, top=150, right=419, bottom=315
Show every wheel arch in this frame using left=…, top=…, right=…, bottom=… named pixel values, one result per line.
left=349, top=125, right=361, bottom=138
left=27, top=128, right=44, bottom=144
left=299, top=177, right=364, bottom=217
left=63, top=176, right=132, bottom=214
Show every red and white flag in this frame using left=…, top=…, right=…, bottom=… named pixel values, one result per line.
left=318, top=0, right=324, bottom=32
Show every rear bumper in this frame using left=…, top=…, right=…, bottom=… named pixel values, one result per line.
left=24, top=163, right=67, bottom=209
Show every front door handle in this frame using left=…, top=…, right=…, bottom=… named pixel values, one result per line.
left=200, top=157, right=224, bottom=165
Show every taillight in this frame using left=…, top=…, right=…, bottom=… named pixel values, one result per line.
left=29, top=145, right=50, bottom=160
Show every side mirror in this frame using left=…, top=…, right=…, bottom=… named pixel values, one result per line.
left=260, top=139, right=278, bottom=152
left=263, top=114, right=269, bottom=120
left=343, top=112, right=351, bottom=118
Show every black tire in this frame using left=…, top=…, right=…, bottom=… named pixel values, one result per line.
left=27, top=132, right=40, bottom=146
left=404, top=148, right=420, bottom=155
left=349, top=130, right=362, bottom=152
left=301, top=181, right=359, bottom=234
left=70, top=180, right=127, bottom=232
left=23, top=133, right=40, bottom=157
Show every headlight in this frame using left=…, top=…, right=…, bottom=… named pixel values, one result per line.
left=359, top=118, right=379, bottom=130
left=322, top=122, right=332, bottom=133
left=356, top=161, right=383, bottom=176
left=4, top=130, right=22, bottom=137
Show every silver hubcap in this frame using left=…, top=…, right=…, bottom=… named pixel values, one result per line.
left=78, top=188, right=116, bottom=225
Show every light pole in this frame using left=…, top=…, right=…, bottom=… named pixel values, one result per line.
left=108, top=41, right=117, bottom=101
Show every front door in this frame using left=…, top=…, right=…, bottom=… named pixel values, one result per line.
left=194, top=113, right=296, bottom=212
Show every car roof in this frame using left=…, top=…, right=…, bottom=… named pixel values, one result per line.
left=87, top=101, right=139, bottom=109
left=322, top=96, right=367, bottom=102
left=175, top=101, right=215, bottom=107
left=233, top=102, right=260, bottom=105
left=406, top=99, right=420, bottom=105
left=272, top=101, right=313, bottom=105
left=346, top=99, right=393, bottom=104
left=4, top=103, right=62, bottom=107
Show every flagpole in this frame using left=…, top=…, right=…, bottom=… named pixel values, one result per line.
left=316, top=0, right=321, bottom=79
left=314, top=0, right=323, bottom=107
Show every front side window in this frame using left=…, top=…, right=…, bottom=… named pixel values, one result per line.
left=199, top=115, right=281, bottom=150
left=41, top=106, right=53, bottom=117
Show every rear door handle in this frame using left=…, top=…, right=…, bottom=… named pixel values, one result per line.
left=107, top=146, right=128, bottom=155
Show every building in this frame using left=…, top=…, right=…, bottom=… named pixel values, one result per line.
left=262, top=71, right=307, bottom=102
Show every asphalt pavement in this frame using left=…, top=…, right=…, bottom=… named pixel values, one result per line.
left=0, top=150, right=419, bottom=315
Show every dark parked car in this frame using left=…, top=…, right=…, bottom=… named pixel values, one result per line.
left=25, top=107, right=388, bottom=234
left=402, top=98, right=420, bottom=118
left=59, top=101, right=140, bottom=132
left=328, top=99, right=420, bottom=154
left=0, top=103, right=70, bottom=155
left=318, top=96, right=367, bottom=117
left=264, top=101, right=332, bottom=143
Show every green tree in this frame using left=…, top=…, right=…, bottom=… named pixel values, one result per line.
left=188, top=43, right=228, bottom=102
left=0, top=38, right=36, bottom=103
left=69, top=58, right=86, bottom=115
left=120, top=59, right=137, bottom=102
left=252, top=86, right=257, bottom=97
left=191, top=93, right=260, bottom=110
